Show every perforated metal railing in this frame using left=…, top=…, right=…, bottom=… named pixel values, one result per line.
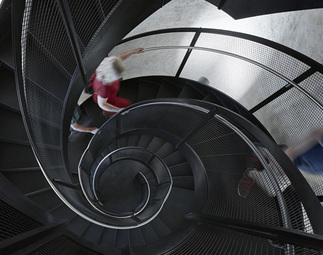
left=111, top=28, right=323, bottom=143
left=13, top=0, right=154, bottom=228
left=12, top=0, right=323, bottom=253
left=0, top=200, right=42, bottom=241
left=78, top=99, right=323, bottom=253
left=13, top=0, right=176, bottom=230
left=110, top=27, right=323, bottom=199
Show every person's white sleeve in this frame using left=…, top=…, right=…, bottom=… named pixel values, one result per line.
left=97, top=95, right=119, bottom=112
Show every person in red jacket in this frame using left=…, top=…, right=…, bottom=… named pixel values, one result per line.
left=89, top=48, right=144, bottom=115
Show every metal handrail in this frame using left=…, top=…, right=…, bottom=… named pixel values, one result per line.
left=144, top=46, right=322, bottom=110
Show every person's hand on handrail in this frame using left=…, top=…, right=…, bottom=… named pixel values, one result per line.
left=116, top=48, right=144, bottom=60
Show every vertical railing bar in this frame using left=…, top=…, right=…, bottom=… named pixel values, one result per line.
left=175, top=31, right=201, bottom=77
left=250, top=67, right=317, bottom=113
left=56, top=0, right=87, bottom=87
left=175, top=106, right=218, bottom=149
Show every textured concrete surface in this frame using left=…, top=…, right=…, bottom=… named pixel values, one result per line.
left=120, top=1, right=323, bottom=197
left=127, top=0, right=323, bottom=64
left=77, top=0, right=323, bottom=197
left=120, top=0, right=323, bottom=144
left=81, top=0, right=323, bottom=145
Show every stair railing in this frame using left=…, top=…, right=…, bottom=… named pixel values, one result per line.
left=111, top=27, right=323, bottom=147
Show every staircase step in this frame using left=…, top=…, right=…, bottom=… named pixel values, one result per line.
left=203, top=93, right=223, bottom=105
left=140, top=223, right=159, bottom=244
left=145, top=136, right=166, bottom=153
left=70, top=171, right=79, bottom=184
left=0, top=166, right=40, bottom=173
left=172, top=176, right=194, bottom=190
left=68, top=216, right=91, bottom=236
left=68, top=132, right=93, bottom=173
left=0, top=68, right=19, bottom=109
left=119, top=82, right=139, bottom=103
left=98, top=228, right=118, bottom=248
left=48, top=203, right=76, bottom=222
left=150, top=216, right=172, bottom=238
left=117, top=135, right=129, bottom=148
left=0, top=109, right=29, bottom=142
left=115, top=229, right=130, bottom=249
left=82, top=223, right=104, bottom=245
left=2, top=169, right=48, bottom=195
left=109, top=138, right=119, bottom=151
left=178, top=85, right=204, bottom=99
left=158, top=188, right=195, bottom=230
left=126, top=135, right=141, bottom=147
left=27, top=188, right=63, bottom=212
left=0, top=172, right=54, bottom=225
left=137, top=134, right=154, bottom=148
left=137, top=80, right=160, bottom=102
left=129, top=228, right=145, bottom=247
left=212, top=92, right=239, bottom=112
left=169, top=162, right=192, bottom=177
left=0, top=33, right=14, bottom=68
left=155, top=142, right=176, bottom=159
left=156, top=81, right=181, bottom=98
left=162, top=150, right=186, bottom=167
left=0, top=142, right=38, bottom=169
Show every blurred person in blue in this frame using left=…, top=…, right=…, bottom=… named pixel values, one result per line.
left=284, top=128, right=323, bottom=175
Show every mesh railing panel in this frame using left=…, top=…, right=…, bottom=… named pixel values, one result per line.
left=238, top=122, right=315, bottom=234
left=180, top=50, right=288, bottom=107
left=22, top=0, right=74, bottom=179
left=110, top=32, right=196, bottom=79
left=17, top=0, right=144, bottom=228
left=195, top=32, right=310, bottom=80
left=0, top=200, right=42, bottom=241
left=14, top=1, right=323, bottom=251
left=165, top=225, right=292, bottom=255
left=27, top=0, right=76, bottom=76
left=113, top=28, right=322, bottom=147
left=32, top=235, right=100, bottom=255
left=113, top=30, right=323, bottom=209
left=186, top=117, right=286, bottom=228
left=165, top=225, right=321, bottom=255
left=254, top=87, right=322, bottom=146
left=68, top=0, right=123, bottom=53
left=80, top=100, right=319, bottom=234
left=21, top=0, right=130, bottom=180
left=298, top=71, right=323, bottom=105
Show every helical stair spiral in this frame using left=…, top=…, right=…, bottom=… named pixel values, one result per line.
left=0, top=0, right=323, bottom=254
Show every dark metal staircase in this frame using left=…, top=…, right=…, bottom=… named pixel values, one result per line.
left=1, top=0, right=323, bottom=254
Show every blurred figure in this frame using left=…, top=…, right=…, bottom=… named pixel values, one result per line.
left=238, top=144, right=304, bottom=234
left=89, top=48, right=144, bottom=115
left=198, top=76, right=210, bottom=85
left=284, top=128, right=323, bottom=174
left=238, top=145, right=290, bottom=198
left=70, top=105, right=98, bottom=134
left=238, top=128, right=323, bottom=198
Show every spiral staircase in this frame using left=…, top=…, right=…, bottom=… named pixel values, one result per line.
left=1, top=0, right=323, bottom=254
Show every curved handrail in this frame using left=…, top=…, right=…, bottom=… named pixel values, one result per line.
left=122, top=27, right=323, bottom=72
left=80, top=98, right=323, bottom=234
left=13, top=0, right=175, bottom=231
left=113, top=27, right=323, bottom=148
left=144, top=46, right=322, bottom=110
left=13, top=0, right=323, bottom=245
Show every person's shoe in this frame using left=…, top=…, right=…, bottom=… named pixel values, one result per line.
left=238, top=168, right=256, bottom=198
